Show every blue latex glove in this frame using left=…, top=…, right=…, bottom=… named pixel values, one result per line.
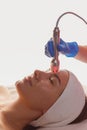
left=45, top=38, right=79, bottom=57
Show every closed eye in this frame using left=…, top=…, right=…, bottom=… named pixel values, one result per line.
left=49, top=74, right=61, bottom=85
left=54, top=74, right=61, bottom=84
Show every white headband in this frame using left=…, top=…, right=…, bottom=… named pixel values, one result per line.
left=31, top=71, right=85, bottom=128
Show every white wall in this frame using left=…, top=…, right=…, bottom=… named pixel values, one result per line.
left=0, top=0, right=87, bottom=86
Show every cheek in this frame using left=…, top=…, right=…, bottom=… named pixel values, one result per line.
left=16, top=81, right=54, bottom=111
left=27, top=86, right=49, bottom=103
left=39, top=80, right=52, bottom=90
left=22, top=84, right=52, bottom=110
left=23, top=89, right=48, bottom=111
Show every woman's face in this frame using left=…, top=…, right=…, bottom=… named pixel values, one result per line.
left=15, top=70, right=69, bottom=113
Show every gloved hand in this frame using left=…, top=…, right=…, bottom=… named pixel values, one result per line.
left=45, top=38, right=79, bottom=57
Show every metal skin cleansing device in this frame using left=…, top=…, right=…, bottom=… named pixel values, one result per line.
left=50, top=11, right=87, bottom=73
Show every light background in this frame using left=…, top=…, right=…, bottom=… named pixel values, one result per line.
left=0, top=0, right=87, bottom=87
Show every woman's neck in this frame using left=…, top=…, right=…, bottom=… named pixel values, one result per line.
left=0, top=98, right=42, bottom=130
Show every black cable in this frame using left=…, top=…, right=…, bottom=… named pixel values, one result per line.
left=56, top=11, right=87, bottom=28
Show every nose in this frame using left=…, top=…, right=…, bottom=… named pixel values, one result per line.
left=33, top=70, right=50, bottom=80
left=33, top=70, right=40, bottom=80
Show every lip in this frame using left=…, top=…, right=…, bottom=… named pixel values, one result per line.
left=25, top=76, right=32, bottom=86
left=15, top=80, right=21, bottom=87
left=29, top=79, right=32, bottom=86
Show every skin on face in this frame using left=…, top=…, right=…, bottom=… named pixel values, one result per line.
left=15, top=69, right=69, bottom=114
left=0, top=69, right=69, bottom=130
